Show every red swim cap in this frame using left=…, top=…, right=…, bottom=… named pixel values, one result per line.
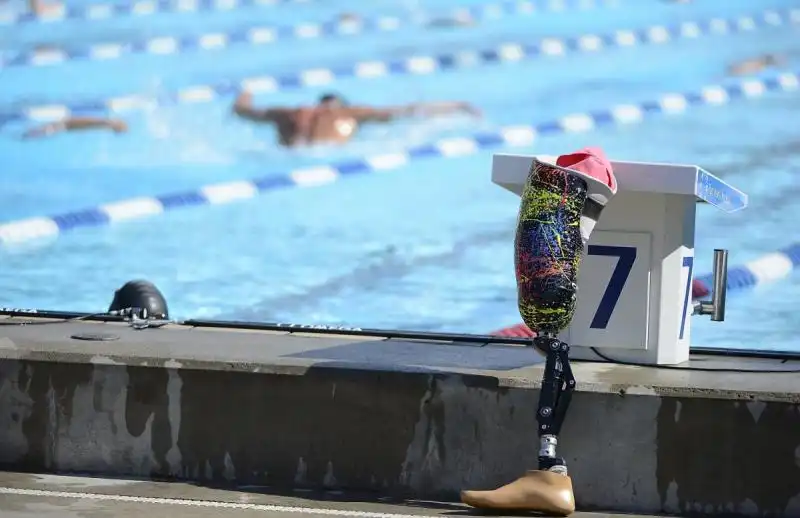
left=556, top=146, right=617, bottom=191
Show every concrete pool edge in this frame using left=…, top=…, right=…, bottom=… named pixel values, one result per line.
left=1, top=317, right=799, bottom=400
left=0, top=317, right=799, bottom=516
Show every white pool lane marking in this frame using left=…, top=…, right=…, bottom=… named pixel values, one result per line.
left=0, top=486, right=443, bottom=517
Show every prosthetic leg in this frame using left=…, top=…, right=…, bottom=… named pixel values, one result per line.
left=462, top=154, right=617, bottom=516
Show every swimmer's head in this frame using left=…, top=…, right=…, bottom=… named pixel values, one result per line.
left=338, top=12, right=360, bottom=23
left=110, top=119, right=129, bottom=133
left=318, top=93, right=347, bottom=108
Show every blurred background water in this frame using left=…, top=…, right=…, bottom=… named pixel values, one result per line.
left=1, top=0, right=799, bottom=351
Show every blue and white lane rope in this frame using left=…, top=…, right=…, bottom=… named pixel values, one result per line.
left=0, top=0, right=609, bottom=26
left=1, top=0, right=619, bottom=69
left=694, top=243, right=800, bottom=295
left=0, top=0, right=313, bottom=26
left=1, top=70, right=798, bottom=246
left=3, top=8, right=799, bottom=127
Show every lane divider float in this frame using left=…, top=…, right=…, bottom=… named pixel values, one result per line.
left=2, top=0, right=620, bottom=69
left=0, top=0, right=314, bottom=26
left=3, top=7, right=798, bottom=126
left=1, top=70, right=797, bottom=245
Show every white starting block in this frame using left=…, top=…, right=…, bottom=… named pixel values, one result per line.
left=493, top=154, right=748, bottom=365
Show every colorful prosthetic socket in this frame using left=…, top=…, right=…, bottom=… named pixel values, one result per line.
left=515, top=160, right=587, bottom=337
left=462, top=150, right=617, bottom=516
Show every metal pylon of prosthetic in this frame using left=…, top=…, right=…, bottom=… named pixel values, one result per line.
left=533, top=333, right=576, bottom=474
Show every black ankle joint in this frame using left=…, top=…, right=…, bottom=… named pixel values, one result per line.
left=538, top=456, right=566, bottom=471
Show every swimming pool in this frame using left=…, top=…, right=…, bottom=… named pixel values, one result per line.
left=1, top=0, right=800, bottom=350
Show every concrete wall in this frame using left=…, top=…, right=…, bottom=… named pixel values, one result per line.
left=1, top=358, right=799, bottom=516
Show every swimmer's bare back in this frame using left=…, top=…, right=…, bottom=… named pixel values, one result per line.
left=232, top=91, right=481, bottom=147
left=22, top=117, right=128, bottom=139
left=232, top=92, right=304, bottom=146
left=233, top=92, right=369, bottom=146
left=727, top=54, right=785, bottom=76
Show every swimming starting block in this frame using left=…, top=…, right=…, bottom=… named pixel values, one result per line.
left=459, top=153, right=749, bottom=515
left=492, top=153, right=748, bottom=366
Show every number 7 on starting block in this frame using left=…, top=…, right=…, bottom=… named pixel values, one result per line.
left=560, top=230, right=653, bottom=350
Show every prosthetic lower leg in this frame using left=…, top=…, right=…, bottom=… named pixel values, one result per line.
left=461, top=154, right=617, bottom=516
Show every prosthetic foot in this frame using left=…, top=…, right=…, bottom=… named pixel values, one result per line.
left=460, top=469, right=574, bottom=515
left=461, top=336, right=576, bottom=516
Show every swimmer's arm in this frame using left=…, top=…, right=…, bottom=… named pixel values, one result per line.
left=30, top=0, right=46, bottom=14
left=22, top=117, right=127, bottom=139
left=347, top=101, right=481, bottom=122
left=232, top=91, right=291, bottom=123
left=233, top=105, right=292, bottom=123
left=407, top=101, right=481, bottom=118
left=63, top=117, right=126, bottom=131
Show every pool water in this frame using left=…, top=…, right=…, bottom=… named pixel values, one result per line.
left=1, top=0, right=800, bottom=350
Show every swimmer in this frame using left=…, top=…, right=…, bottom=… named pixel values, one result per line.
left=22, top=117, right=128, bottom=139
left=426, top=16, right=476, bottom=28
left=727, top=54, right=786, bottom=76
left=232, top=91, right=481, bottom=147
left=29, top=0, right=62, bottom=16
left=338, top=12, right=360, bottom=24
left=337, top=12, right=475, bottom=29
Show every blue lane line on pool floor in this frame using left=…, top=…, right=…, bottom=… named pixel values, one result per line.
left=1, top=0, right=619, bottom=69
left=1, top=70, right=797, bottom=245
left=0, top=0, right=314, bottom=26
left=0, top=0, right=608, bottom=26
left=2, top=7, right=798, bottom=127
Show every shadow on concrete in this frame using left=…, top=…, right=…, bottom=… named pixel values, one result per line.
left=284, top=339, right=545, bottom=372
left=186, top=481, right=472, bottom=513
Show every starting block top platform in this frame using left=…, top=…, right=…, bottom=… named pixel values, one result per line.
left=492, top=154, right=749, bottom=213
left=490, top=153, right=750, bottom=365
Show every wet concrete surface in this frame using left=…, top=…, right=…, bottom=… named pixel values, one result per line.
left=0, top=471, right=670, bottom=518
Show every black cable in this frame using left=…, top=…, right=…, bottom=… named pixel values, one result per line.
left=0, top=312, right=111, bottom=326
left=187, top=318, right=800, bottom=371
left=181, top=318, right=534, bottom=345
left=0, top=308, right=149, bottom=326
left=590, top=347, right=800, bottom=373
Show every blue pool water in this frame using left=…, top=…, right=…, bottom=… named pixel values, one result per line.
left=1, top=0, right=800, bottom=350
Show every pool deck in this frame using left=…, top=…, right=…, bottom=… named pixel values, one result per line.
left=0, top=316, right=799, bottom=516
left=0, top=470, right=671, bottom=518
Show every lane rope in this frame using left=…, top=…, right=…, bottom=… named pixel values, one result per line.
left=493, top=244, right=800, bottom=337
left=0, top=0, right=613, bottom=26
left=0, top=0, right=315, bottom=26
left=696, top=244, right=800, bottom=295
left=1, top=0, right=619, bottom=68
left=1, top=70, right=797, bottom=245
left=3, top=7, right=798, bottom=126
